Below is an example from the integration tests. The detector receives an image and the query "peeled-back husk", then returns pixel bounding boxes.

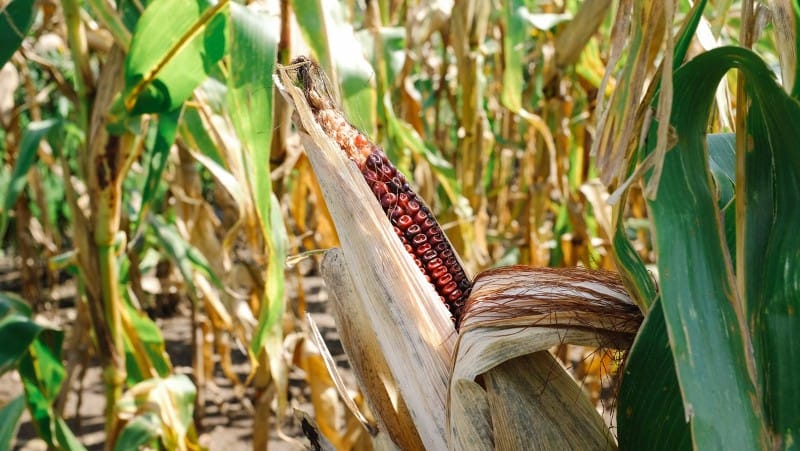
[450,266,641,450]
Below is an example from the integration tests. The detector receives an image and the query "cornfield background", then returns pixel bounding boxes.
[1,0,799,449]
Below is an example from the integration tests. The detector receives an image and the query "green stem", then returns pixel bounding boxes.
[59,0,92,130]
[97,243,126,442]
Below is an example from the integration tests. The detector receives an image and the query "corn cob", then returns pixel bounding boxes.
[290,56,472,326]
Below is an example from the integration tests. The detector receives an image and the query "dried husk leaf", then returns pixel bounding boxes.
[450,266,643,450]
[299,331,348,449]
[275,69,455,450]
[322,249,424,451]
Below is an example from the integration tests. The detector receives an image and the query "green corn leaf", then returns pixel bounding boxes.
[122,290,172,385]
[736,60,800,444]
[0,119,60,240]
[500,0,526,113]
[0,395,26,450]
[0,0,36,67]
[618,298,690,451]
[292,0,376,135]
[53,417,85,451]
[148,216,222,294]
[179,105,225,165]
[116,375,196,450]
[0,291,31,318]
[114,411,162,451]
[226,7,290,421]
[127,303,171,377]
[18,329,84,451]
[226,2,287,363]
[0,314,44,375]
[706,133,736,260]
[134,108,182,234]
[249,192,288,359]
[611,225,656,311]
[124,0,228,114]
[642,46,800,449]
[228,2,278,220]
[291,0,332,75]
[0,291,71,446]
[673,0,707,69]
[610,0,706,312]
[0,292,41,376]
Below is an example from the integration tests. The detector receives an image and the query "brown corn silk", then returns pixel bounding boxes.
[290,56,472,326]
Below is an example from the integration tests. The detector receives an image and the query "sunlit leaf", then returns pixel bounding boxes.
[179,105,224,165]
[228,2,278,220]
[117,375,197,450]
[18,329,84,450]
[249,192,288,356]
[124,0,228,113]
[0,293,81,450]
[292,0,376,134]
[115,411,162,451]
[500,0,526,113]
[122,291,172,385]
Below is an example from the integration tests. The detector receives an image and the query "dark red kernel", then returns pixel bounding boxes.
[426,258,443,270]
[422,250,438,262]
[437,273,453,286]
[431,265,448,279]
[397,215,413,229]
[414,243,432,256]
[442,281,458,295]
[372,182,388,197]
[381,193,397,208]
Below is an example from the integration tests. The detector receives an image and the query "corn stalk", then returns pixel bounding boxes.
[60,0,132,436]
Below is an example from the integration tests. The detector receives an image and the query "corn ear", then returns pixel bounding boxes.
[275,66,455,449]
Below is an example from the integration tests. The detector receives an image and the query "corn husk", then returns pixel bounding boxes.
[275,67,455,450]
